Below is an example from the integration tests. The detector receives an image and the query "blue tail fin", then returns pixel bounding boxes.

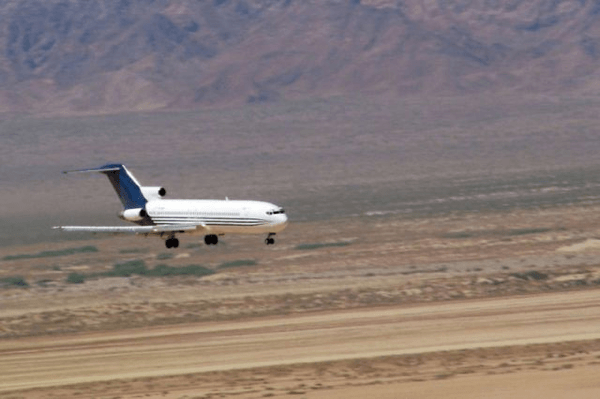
[63,164,146,209]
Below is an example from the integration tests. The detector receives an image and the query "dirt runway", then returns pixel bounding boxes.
[2,290,600,395]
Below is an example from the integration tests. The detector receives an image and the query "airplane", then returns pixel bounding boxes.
[53,164,288,249]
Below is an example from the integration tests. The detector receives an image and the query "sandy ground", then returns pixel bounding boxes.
[1,290,600,398]
[2,205,600,398]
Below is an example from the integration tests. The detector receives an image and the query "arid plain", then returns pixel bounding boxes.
[2,96,600,398]
[2,204,600,398]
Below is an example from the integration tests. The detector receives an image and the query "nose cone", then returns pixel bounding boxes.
[272,213,288,232]
[265,204,288,232]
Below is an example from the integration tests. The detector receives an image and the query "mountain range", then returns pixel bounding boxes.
[1,0,600,114]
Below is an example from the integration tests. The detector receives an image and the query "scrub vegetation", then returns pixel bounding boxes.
[0,275,29,288]
[218,259,258,269]
[507,228,553,236]
[443,227,556,240]
[66,273,86,284]
[146,264,214,277]
[509,270,549,281]
[65,260,214,283]
[107,260,148,277]
[118,248,147,254]
[295,242,351,250]
[2,246,98,261]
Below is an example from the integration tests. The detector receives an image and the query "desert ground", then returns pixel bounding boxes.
[2,96,600,398]
[1,202,600,398]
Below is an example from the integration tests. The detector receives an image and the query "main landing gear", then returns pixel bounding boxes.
[165,237,179,249]
[204,234,218,245]
[265,233,276,245]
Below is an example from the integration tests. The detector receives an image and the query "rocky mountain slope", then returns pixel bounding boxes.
[1,0,600,114]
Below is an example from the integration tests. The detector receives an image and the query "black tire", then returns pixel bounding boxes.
[205,235,218,245]
[173,238,179,248]
[165,239,172,249]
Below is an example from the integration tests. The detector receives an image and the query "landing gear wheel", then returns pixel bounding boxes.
[265,233,276,245]
[165,238,179,248]
[204,235,218,245]
[165,238,179,249]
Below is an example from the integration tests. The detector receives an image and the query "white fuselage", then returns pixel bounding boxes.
[143,199,288,235]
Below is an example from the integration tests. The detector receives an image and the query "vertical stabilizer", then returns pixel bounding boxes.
[63,164,147,209]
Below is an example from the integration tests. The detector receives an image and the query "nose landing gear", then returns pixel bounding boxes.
[265,233,276,245]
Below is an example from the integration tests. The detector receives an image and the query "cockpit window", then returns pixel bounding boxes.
[267,208,286,215]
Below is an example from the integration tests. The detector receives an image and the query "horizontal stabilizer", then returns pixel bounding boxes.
[53,224,200,235]
[63,166,122,174]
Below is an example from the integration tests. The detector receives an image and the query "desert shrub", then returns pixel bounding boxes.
[108,260,148,277]
[147,264,214,277]
[147,264,177,277]
[526,270,548,280]
[3,246,98,261]
[0,275,29,288]
[218,259,257,269]
[102,261,213,278]
[178,265,214,276]
[443,231,474,239]
[66,273,86,284]
[510,270,548,281]
[119,248,146,254]
[295,242,351,250]
[507,228,551,236]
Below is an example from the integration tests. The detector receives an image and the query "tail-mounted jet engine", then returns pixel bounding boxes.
[119,208,147,221]
[141,186,166,201]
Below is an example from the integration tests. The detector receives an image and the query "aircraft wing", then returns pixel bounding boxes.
[53,224,201,235]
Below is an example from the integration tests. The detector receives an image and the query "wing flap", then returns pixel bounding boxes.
[53,224,200,235]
